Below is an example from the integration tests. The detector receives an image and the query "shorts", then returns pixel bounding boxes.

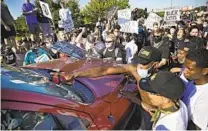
[40,23,53,36]
[27,23,41,34]
[1,24,16,39]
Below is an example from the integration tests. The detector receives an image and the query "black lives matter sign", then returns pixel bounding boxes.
[164,9,180,22]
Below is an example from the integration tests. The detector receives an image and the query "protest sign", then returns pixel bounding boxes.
[118,9,138,34]
[106,6,118,21]
[162,21,177,28]
[51,41,86,59]
[144,12,162,30]
[120,21,138,34]
[39,1,52,19]
[164,8,180,22]
[34,54,50,63]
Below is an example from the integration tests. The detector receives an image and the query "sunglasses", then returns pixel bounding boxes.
[153,36,161,38]
[106,41,113,43]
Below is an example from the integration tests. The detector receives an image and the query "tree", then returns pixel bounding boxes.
[81,0,129,24]
[14,16,28,35]
[156,12,165,17]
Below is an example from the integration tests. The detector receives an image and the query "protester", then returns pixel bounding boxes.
[35,0,53,37]
[125,36,138,64]
[99,33,123,63]
[187,25,205,49]
[51,46,162,130]
[85,35,101,58]
[180,48,208,130]
[23,44,50,65]
[1,0,17,50]
[170,42,190,74]
[22,0,40,42]
[151,29,170,71]
[59,1,73,32]
[174,28,186,53]
[2,46,17,66]
[139,71,188,130]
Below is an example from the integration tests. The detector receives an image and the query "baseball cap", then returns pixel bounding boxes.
[134,46,162,65]
[139,71,185,100]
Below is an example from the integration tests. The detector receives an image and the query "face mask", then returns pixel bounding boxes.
[46,43,51,48]
[153,36,162,43]
[137,65,154,78]
[178,58,185,64]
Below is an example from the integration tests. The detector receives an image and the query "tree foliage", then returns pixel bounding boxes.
[156,12,165,17]
[14,16,27,35]
[81,0,129,24]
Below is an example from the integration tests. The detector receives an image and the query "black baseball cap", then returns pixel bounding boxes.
[139,71,185,100]
[134,46,162,65]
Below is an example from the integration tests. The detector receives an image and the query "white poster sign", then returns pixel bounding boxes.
[118,9,138,34]
[144,12,162,30]
[34,54,50,63]
[120,21,138,34]
[39,1,52,19]
[164,9,180,22]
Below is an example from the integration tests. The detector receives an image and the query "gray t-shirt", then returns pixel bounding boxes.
[1,2,14,25]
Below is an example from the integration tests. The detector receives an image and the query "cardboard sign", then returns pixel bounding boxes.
[144,12,162,30]
[106,6,118,20]
[164,9,180,22]
[162,21,177,28]
[39,1,52,19]
[34,54,50,63]
[118,9,138,34]
[51,41,86,59]
[120,21,138,34]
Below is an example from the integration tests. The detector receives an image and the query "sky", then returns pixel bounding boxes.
[4,0,207,20]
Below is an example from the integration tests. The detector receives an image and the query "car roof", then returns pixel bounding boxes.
[23,58,124,98]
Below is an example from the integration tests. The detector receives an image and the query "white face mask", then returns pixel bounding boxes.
[46,43,51,49]
[136,65,153,78]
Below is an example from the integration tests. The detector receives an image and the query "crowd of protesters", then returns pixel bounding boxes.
[1,0,208,130]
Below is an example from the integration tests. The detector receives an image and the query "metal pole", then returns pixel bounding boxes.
[171,0,172,8]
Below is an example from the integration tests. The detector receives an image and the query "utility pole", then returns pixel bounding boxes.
[171,0,173,8]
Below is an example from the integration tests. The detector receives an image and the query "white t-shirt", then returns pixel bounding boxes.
[152,100,188,130]
[188,83,208,130]
[125,40,138,64]
[180,73,208,130]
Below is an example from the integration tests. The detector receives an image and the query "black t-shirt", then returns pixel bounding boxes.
[188,37,205,50]
[4,52,16,64]
[153,39,170,60]
[170,59,183,69]
[152,39,170,71]
[99,47,123,60]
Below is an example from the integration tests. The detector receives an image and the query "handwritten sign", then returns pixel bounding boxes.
[106,6,118,20]
[118,9,138,34]
[51,41,86,59]
[39,1,52,19]
[144,12,162,30]
[164,9,180,22]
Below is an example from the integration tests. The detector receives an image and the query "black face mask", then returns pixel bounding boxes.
[197,24,203,31]
[32,48,38,53]
[153,36,162,43]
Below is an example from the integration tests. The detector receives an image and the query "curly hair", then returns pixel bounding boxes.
[186,48,208,68]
